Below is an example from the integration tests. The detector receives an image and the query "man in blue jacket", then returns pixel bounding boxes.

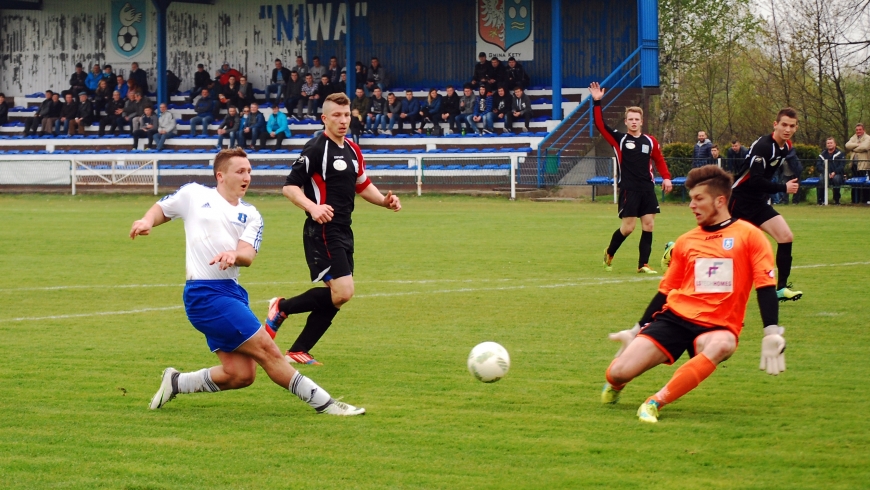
[240,102,266,150]
[398,90,420,134]
[692,131,713,168]
[85,64,103,94]
[190,89,217,136]
[262,104,291,150]
[817,137,846,204]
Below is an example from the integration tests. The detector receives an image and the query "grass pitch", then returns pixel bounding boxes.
[0,193,868,489]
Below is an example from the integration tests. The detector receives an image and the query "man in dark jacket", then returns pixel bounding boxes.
[491,86,509,130]
[440,85,461,134]
[166,70,182,95]
[24,90,54,136]
[190,89,217,136]
[817,137,846,204]
[267,58,293,106]
[236,75,255,107]
[725,139,748,173]
[68,63,88,98]
[486,57,506,93]
[692,131,713,168]
[285,71,304,119]
[504,57,530,91]
[54,92,79,135]
[505,85,532,133]
[192,64,211,100]
[240,102,266,149]
[132,106,158,149]
[398,89,420,134]
[69,92,94,135]
[130,62,149,93]
[365,57,387,95]
[471,52,489,89]
[99,91,127,137]
[0,93,7,127]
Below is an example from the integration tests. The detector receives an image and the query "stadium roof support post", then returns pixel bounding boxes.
[551,0,562,121]
[345,0,354,98]
[637,0,659,87]
[153,0,169,107]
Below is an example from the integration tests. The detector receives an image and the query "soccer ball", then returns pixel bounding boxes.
[661,241,675,270]
[118,26,139,52]
[467,342,510,383]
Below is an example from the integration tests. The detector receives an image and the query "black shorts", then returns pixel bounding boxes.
[618,188,660,218]
[638,310,733,364]
[303,220,354,283]
[728,196,779,227]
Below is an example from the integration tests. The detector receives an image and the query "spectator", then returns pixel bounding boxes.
[315,75,334,110]
[710,145,721,166]
[354,61,367,91]
[120,91,141,133]
[266,58,292,107]
[487,57,505,92]
[223,75,242,107]
[102,64,116,83]
[326,56,342,84]
[126,78,140,98]
[398,89,420,135]
[54,92,78,135]
[292,55,309,79]
[68,62,87,97]
[23,91,51,136]
[98,91,126,137]
[0,93,6,127]
[366,87,388,135]
[166,69,182,95]
[440,85,461,134]
[334,70,347,95]
[236,75,254,107]
[506,85,531,133]
[457,85,478,135]
[726,139,748,173]
[235,105,250,146]
[85,64,103,94]
[349,108,363,144]
[68,92,93,135]
[309,56,326,81]
[284,71,304,119]
[846,123,870,203]
[471,51,489,89]
[365,57,387,95]
[192,64,210,99]
[216,93,231,113]
[189,89,216,136]
[132,105,157,149]
[473,85,494,134]
[41,92,63,135]
[94,78,113,117]
[692,131,713,168]
[130,62,149,93]
[351,87,371,122]
[216,105,240,149]
[775,147,803,205]
[491,85,509,130]
[817,136,846,205]
[114,75,129,100]
[218,61,230,76]
[239,102,265,149]
[263,104,291,150]
[504,57,530,91]
[383,92,401,135]
[132,91,154,133]
[300,73,319,119]
[418,88,442,133]
[153,102,177,151]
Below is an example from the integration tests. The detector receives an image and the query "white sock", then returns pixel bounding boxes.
[290,371,333,412]
[177,368,220,394]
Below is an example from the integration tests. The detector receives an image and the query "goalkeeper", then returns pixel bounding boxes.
[601,165,786,423]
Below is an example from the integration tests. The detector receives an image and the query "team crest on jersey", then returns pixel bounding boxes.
[625,141,636,150]
[333,159,347,171]
[238,213,247,223]
[723,238,734,250]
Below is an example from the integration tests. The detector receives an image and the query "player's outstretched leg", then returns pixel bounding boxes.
[638,353,717,423]
[149,366,222,409]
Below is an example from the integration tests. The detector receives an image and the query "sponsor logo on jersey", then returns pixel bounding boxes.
[333,159,348,171]
[625,141,636,150]
[238,213,248,223]
[201,202,211,208]
[694,258,734,293]
[705,233,723,240]
[723,238,734,250]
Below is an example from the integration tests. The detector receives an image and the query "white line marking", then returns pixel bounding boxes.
[0,306,183,323]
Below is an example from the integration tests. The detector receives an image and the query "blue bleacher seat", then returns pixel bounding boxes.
[846,177,868,186]
[195,135,211,139]
[373,164,390,170]
[258,149,272,153]
[534,131,549,137]
[462,148,477,153]
[427,148,442,153]
[274,165,290,170]
[672,177,688,186]
[98,149,112,154]
[532,98,549,105]
[190,164,206,169]
[532,116,548,122]
[255,165,271,170]
[66,149,80,154]
[800,177,820,186]
[115,149,128,154]
[465,164,481,170]
[483,164,499,170]
[176,149,190,153]
[193,149,207,153]
[394,134,410,139]
[275,149,289,154]
[391,164,408,170]
[36,150,49,154]
[445,148,460,153]
[446,164,462,170]
[82,150,96,154]
[392,149,408,154]
[71,135,85,139]
[410,149,425,153]
[587,176,613,185]
[428,164,445,170]
[374,149,390,154]
[21,150,35,154]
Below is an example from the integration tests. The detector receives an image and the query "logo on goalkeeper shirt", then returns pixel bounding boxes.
[723,238,734,250]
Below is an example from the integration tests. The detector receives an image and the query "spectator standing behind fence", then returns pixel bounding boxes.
[846,123,870,204]
[710,145,721,167]
[153,103,176,151]
[817,137,845,205]
[190,89,216,136]
[692,131,713,168]
[726,139,748,173]
[130,62,149,94]
[418,88,441,134]
[267,59,292,107]
[365,57,387,96]
[216,106,240,149]
[506,85,532,133]
[471,52,489,89]
[293,56,310,79]
[54,93,78,136]
[440,85,461,134]
[99,91,125,137]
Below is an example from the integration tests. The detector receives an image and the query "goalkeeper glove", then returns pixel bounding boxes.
[760,325,786,375]
[608,323,641,358]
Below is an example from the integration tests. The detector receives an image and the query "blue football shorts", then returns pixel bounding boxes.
[183,280,262,352]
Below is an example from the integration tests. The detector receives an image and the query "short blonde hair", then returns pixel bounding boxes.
[213,147,248,177]
[625,106,643,118]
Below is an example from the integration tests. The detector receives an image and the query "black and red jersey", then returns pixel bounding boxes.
[731,133,790,204]
[593,99,670,191]
[284,133,371,227]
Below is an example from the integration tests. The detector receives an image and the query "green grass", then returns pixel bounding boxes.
[0,193,868,489]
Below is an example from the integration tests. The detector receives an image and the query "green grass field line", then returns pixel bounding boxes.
[0,194,868,489]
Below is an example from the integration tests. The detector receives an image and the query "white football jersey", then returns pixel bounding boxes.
[157,183,263,281]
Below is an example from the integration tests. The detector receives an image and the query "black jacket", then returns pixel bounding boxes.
[194,70,211,89]
[166,70,182,94]
[472,62,489,85]
[441,93,460,116]
[35,98,53,118]
[69,71,88,92]
[60,100,79,120]
[104,99,125,118]
[76,100,94,122]
[0,102,7,125]
[130,68,149,93]
[505,63,530,89]
[271,67,292,85]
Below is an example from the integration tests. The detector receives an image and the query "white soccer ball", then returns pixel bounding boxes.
[467,342,510,383]
[118,26,139,52]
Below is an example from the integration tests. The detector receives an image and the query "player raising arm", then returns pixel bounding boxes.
[600,165,786,423]
[261,92,401,366]
[730,108,802,301]
[589,82,672,274]
[131,148,364,416]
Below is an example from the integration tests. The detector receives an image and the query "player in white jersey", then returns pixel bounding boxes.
[130,147,364,416]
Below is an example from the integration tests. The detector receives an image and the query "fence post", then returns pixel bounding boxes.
[612,157,618,203]
[71,160,76,195]
[510,156,517,201]
[717,157,721,169]
[824,159,829,206]
[153,159,158,195]
[416,158,423,197]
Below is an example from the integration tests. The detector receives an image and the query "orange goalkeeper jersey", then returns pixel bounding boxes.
[659,219,776,336]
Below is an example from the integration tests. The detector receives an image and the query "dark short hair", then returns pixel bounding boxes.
[213,147,248,178]
[857,123,865,129]
[508,56,516,62]
[446,85,454,90]
[0,93,4,97]
[275,58,282,62]
[731,139,739,144]
[826,136,836,142]
[75,62,83,68]
[104,64,112,69]
[711,144,719,150]
[776,107,798,122]
[197,63,204,68]
[330,56,337,61]
[479,52,487,57]
[313,56,320,61]
[387,92,395,97]
[371,56,379,61]
[686,165,733,201]
[406,89,413,94]
[463,83,472,90]
[491,57,500,61]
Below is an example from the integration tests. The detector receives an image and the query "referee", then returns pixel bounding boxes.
[263,92,401,365]
[590,82,673,273]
